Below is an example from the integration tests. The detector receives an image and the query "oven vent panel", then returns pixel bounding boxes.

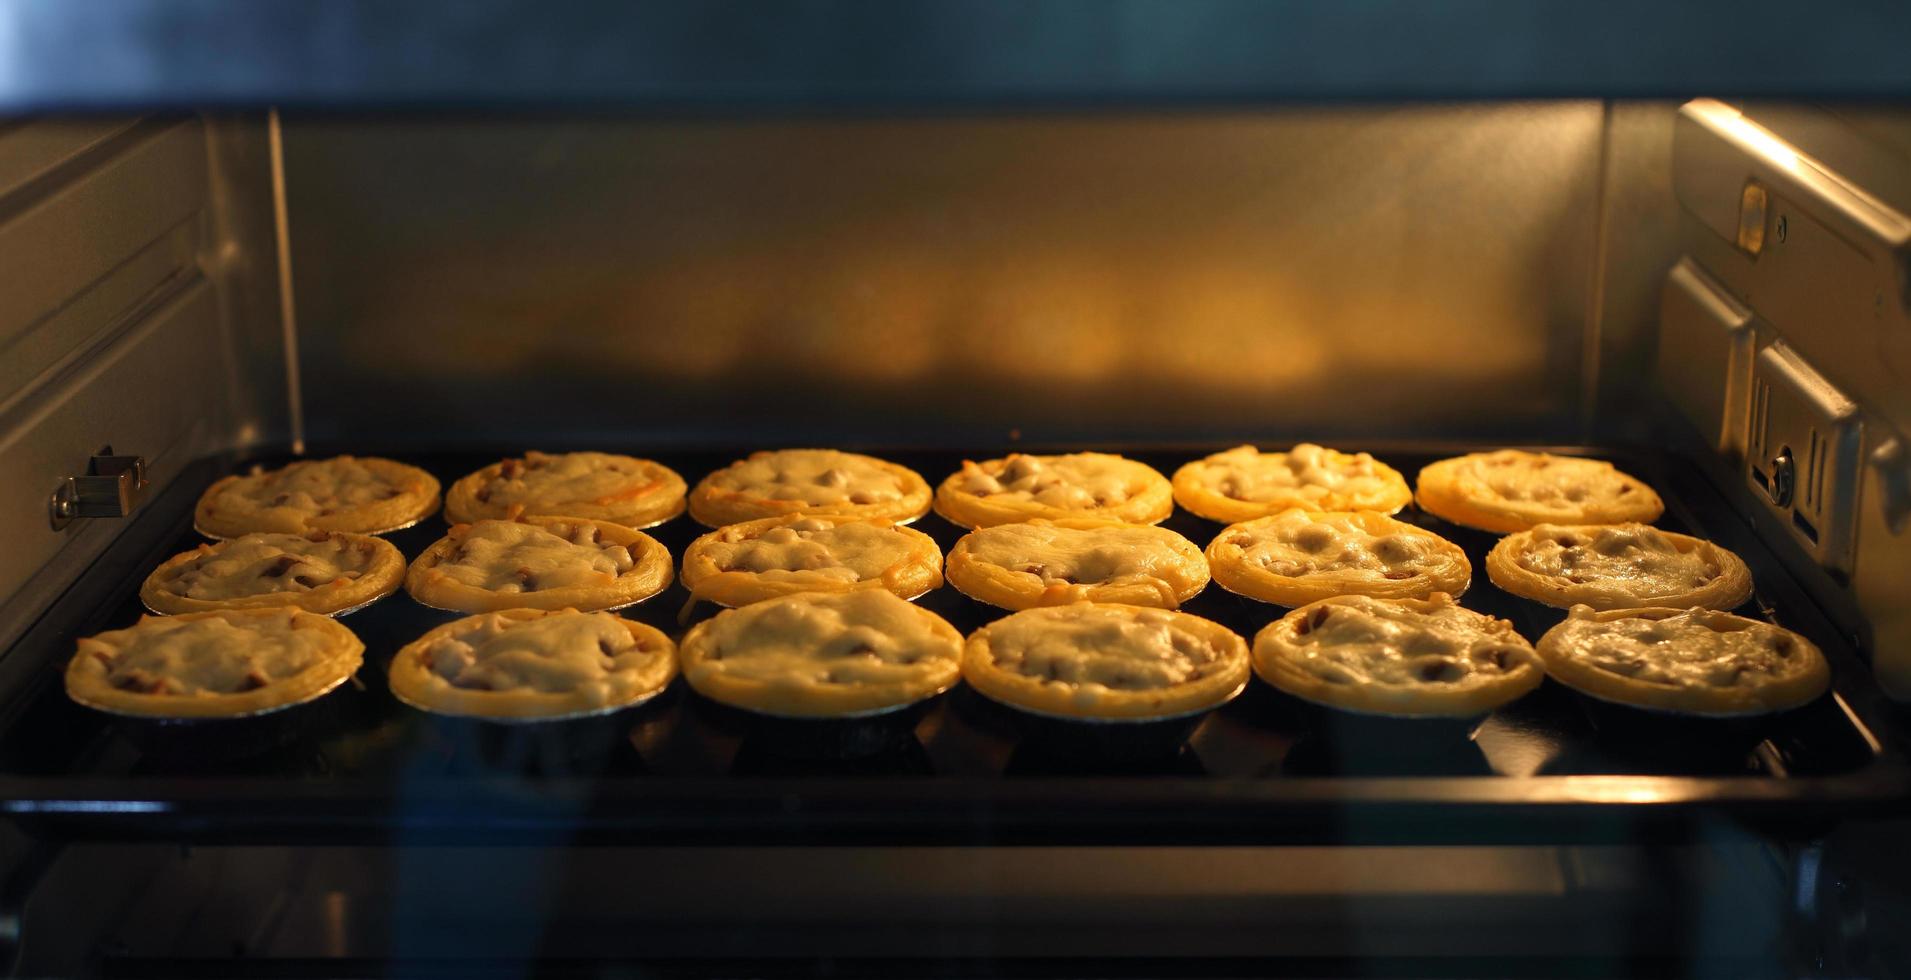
[1746,343,1861,571]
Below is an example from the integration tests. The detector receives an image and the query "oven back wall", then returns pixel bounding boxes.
[285,104,1605,449]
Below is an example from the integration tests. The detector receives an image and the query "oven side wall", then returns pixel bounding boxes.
[0,115,290,653]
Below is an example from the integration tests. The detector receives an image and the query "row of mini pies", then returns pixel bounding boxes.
[190,446,1667,539]
[137,507,1755,622]
[67,590,1829,729]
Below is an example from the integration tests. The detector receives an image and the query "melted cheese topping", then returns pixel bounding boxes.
[703,518,916,585]
[979,605,1231,692]
[1185,444,1398,506]
[704,450,909,507]
[694,590,957,689]
[153,533,373,600]
[1514,524,1719,595]
[1282,597,1529,688]
[1459,451,1639,506]
[221,457,411,515]
[955,453,1137,509]
[416,611,647,703]
[1224,512,1437,582]
[1549,609,1815,690]
[472,451,665,512]
[78,613,332,697]
[966,522,1185,589]
[434,521,637,593]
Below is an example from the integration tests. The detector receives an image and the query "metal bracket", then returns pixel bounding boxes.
[1748,345,1862,575]
[47,446,146,532]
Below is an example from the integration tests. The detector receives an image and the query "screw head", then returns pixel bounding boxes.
[1776,214,1789,244]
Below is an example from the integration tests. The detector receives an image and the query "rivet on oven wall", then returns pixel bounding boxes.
[1776,213,1789,244]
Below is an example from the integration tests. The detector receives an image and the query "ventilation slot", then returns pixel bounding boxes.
[1803,428,1823,510]
[1792,509,1820,545]
[1750,379,1772,458]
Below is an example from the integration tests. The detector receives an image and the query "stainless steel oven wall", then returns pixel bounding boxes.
[282,103,1607,449]
[0,115,289,651]
[1655,100,1911,697]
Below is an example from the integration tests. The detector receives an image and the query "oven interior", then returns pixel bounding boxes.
[2,98,1911,977]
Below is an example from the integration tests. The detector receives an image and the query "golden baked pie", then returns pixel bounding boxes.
[680,514,943,607]
[1172,443,1412,523]
[140,531,405,616]
[933,453,1174,529]
[1415,450,1663,533]
[1487,523,1753,611]
[688,449,932,527]
[1252,594,1543,717]
[194,455,440,538]
[1206,509,1470,607]
[945,519,1208,611]
[962,603,1249,720]
[678,590,962,717]
[406,517,673,613]
[444,451,687,528]
[1537,606,1829,716]
[388,608,677,721]
[65,608,364,719]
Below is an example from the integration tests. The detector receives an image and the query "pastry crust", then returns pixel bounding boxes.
[681,514,943,607]
[406,517,673,613]
[1536,605,1829,717]
[140,531,405,616]
[1415,450,1663,533]
[388,608,677,721]
[933,453,1174,529]
[65,608,364,719]
[1487,524,1753,611]
[678,590,963,717]
[1172,444,1412,523]
[945,519,1208,611]
[1206,509,1470,607]
[1252,594,1543,717]
[961,603,1249,720]
[194,455,440,538]
[688,449,932,527]
[443,451,687,528]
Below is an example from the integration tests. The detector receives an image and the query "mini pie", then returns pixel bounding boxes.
[1487,523,1754,611]
[1252,594,1543,717]
[678,590,963,717]
[195,455,440,538]
[680,514,943,607]
[406,517,673,613]
[961,603,1249,720]
[688,449,932,527]
[1537,606,1829,717]
[1415,450,1663,534]
[444,451,687,528]
[389,608,677,721]
[945,519,1209,611]
[934,453,1174,529]
[1172,443,1412,523]
[65,608,364,719]
[1207,509,1470,607]
[140,531,405,616]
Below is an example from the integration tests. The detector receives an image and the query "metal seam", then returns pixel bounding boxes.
[267,109,306,455]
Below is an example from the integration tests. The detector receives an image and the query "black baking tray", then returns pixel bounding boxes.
[1,445,1907,845]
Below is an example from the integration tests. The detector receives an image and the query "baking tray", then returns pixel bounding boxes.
[0,445,1906,845]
